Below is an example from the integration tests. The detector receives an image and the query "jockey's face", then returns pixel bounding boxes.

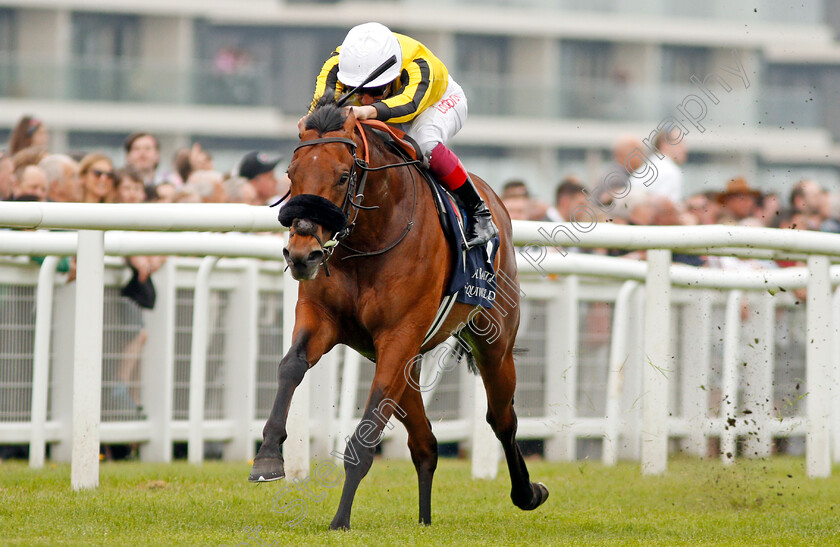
[358,84,388,105]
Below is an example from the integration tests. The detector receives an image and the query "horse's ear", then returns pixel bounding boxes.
[342,107,357,134]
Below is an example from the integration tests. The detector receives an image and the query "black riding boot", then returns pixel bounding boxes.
[454,176,499,249]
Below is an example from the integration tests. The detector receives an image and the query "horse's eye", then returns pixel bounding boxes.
[338,172,350,186]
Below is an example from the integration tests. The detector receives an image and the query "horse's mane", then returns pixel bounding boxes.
[303,96,401,162]
[305,96,346,136]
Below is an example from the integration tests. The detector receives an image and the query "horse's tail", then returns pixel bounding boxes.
[462,345,528,376]
[512,346,529,359]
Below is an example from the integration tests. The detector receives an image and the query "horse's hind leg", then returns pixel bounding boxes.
[330,340,420,530]
[395,384,438,525]
[480,350,549,510]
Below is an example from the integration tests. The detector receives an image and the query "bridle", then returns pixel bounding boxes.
[276,122,421,275]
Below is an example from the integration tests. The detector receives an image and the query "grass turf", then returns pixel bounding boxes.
[2,456,839,546]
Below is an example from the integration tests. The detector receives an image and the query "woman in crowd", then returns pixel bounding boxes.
[107,167,165,419]
[78,153,115,203]
[8,115,49,155]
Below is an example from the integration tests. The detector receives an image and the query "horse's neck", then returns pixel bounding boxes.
[343,140,421,248]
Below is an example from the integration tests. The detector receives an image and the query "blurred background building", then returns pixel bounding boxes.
[1,0,839,199]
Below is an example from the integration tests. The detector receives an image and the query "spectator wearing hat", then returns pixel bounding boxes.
[717,177,761,221]
[234,151,282,205]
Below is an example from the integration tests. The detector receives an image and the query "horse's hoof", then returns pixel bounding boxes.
[248,457,285,483]
[513,481,549,511]
[329,520,351,531]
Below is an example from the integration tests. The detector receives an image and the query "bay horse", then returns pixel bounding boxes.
[249,100,548,530]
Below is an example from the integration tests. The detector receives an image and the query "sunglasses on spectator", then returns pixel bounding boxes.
[91,169,115,180]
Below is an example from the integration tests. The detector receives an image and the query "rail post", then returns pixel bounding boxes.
[71,230,105,491]
[188,256,220,464]
[29,256,60,468]
[642,249,671,475]
[806,255,831,478]
[283,247,310,480]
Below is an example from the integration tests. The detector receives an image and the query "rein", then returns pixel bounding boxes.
[285,120,421,272]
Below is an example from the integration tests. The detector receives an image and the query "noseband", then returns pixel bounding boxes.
[276,127,420,276]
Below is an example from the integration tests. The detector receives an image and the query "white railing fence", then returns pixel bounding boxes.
[0,202,839,490]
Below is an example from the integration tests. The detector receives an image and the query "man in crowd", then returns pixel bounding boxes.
[789,179,824,230]
[234,151,283,205]
[545,176,586,223]
[597,134,645,203]
[125,132,168,189]
[13,164,47,201]
[684,192,720,225]
[39,154,82,203]
[224,176,260,205]
[185,170,228,203]
[502,194,530,221]
[634,126,686,203]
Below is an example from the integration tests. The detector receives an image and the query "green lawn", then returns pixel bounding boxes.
[2,456,838,546]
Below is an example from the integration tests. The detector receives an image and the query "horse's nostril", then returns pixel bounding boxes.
[282,248,291,262]
[307,250,324,264]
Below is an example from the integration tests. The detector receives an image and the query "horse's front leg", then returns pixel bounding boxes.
[249,308,336,482]
[329,339,420,530]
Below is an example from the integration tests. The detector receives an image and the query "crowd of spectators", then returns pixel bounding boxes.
[1,115,289,208]
[501,128,840,271]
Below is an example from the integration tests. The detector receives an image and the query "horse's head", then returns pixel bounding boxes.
[280,102,359,280]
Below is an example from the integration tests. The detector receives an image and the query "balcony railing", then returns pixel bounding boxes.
[0,54,825,132]
[0,54,276,107]
[402,0,825,25]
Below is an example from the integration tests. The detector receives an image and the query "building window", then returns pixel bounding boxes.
[455,34,510,116]
[0,8,17,99]
[195,24,344,111]
[71,12,140,102]
[560,41,618,119]
[0,8,15,53]
[562,40,612,81]
[660,46,711,84]
[762,64,823,131]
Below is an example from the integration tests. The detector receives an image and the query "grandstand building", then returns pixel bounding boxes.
[1,0,839,197]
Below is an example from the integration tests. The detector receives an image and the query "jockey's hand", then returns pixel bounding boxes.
[348,105,377,121]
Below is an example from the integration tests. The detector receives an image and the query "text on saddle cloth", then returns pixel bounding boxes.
[435,183,499,310]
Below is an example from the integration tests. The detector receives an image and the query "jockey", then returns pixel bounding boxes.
[303,22,499,250]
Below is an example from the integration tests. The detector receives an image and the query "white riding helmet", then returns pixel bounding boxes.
[337,22,402,88]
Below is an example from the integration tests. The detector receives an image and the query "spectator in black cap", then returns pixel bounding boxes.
[234,151,282,205]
